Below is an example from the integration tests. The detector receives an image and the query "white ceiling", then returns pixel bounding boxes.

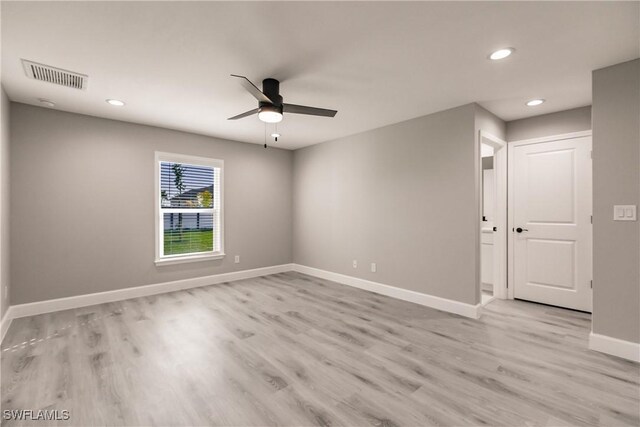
[2,2,638,150]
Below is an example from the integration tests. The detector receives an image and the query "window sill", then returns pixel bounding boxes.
[155,253,225,266]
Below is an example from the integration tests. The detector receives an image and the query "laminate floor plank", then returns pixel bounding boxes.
[2,271,638,426]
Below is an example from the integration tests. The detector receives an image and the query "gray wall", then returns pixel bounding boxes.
[476,105,507,143]
[0,88,9,318]
[506,106,591,142]
[293,104,481,305]
[592,59,640,344]
[10,103,293,304]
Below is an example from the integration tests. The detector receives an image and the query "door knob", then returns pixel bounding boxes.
[516,227,529,233]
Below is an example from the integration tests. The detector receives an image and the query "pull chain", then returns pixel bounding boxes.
[264,122,267,148]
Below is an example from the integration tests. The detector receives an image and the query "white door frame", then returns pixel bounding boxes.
[507,130,592,299]
[479,131,507,300]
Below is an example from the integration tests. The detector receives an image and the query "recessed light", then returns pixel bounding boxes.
[106,99,125,107]
[489,48,514,60]
[526,99,545,106]
[38,98,55,108]
[271,133,280,138]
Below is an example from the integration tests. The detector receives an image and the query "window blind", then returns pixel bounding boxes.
[159,161,220,257]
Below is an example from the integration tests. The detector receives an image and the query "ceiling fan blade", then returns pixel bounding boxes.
[231,74,274,103]
[227,108,259,120]
[283,103,337,117]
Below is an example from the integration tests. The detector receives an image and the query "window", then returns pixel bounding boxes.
[155,152,224,264]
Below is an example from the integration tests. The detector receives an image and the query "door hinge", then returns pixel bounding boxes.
[590,280,593,289]
[590,150,593,159]
[591,215,593,224]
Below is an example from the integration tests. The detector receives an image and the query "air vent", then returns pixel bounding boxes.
[21,59,87,90]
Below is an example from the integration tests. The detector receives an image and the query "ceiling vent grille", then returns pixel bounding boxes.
[21,59,88,90]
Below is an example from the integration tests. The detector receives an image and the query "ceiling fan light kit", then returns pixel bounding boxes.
[258,104,283,123]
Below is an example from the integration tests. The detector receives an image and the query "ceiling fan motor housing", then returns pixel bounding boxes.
[262,78,283,106]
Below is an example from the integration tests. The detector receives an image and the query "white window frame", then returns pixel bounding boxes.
[154,152,224,265]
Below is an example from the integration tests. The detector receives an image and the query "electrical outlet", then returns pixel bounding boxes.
[352,260,357,268]
[371,262,377,273]
[234,255,240,264]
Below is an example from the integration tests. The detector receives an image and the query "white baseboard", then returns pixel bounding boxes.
[481,294,496,306]
[2,262,481,344]
[589,332,640,363]
[5,264,294,324]
[0,307,12,344]
[292,264,481,319]
[6,262,636,362]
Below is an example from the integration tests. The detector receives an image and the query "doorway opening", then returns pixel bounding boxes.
[478,130,593,313]
[479,131,507,305]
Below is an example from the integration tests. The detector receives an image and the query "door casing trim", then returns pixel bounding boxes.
[509,130,592,147]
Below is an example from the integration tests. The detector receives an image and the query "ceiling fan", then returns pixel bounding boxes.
[227,75,338,123]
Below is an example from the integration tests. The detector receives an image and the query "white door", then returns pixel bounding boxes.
[512,136,592,312]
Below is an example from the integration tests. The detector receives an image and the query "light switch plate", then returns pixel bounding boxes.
[613,205,637,221]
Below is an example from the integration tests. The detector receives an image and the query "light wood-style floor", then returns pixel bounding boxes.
[2,272,639,426]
